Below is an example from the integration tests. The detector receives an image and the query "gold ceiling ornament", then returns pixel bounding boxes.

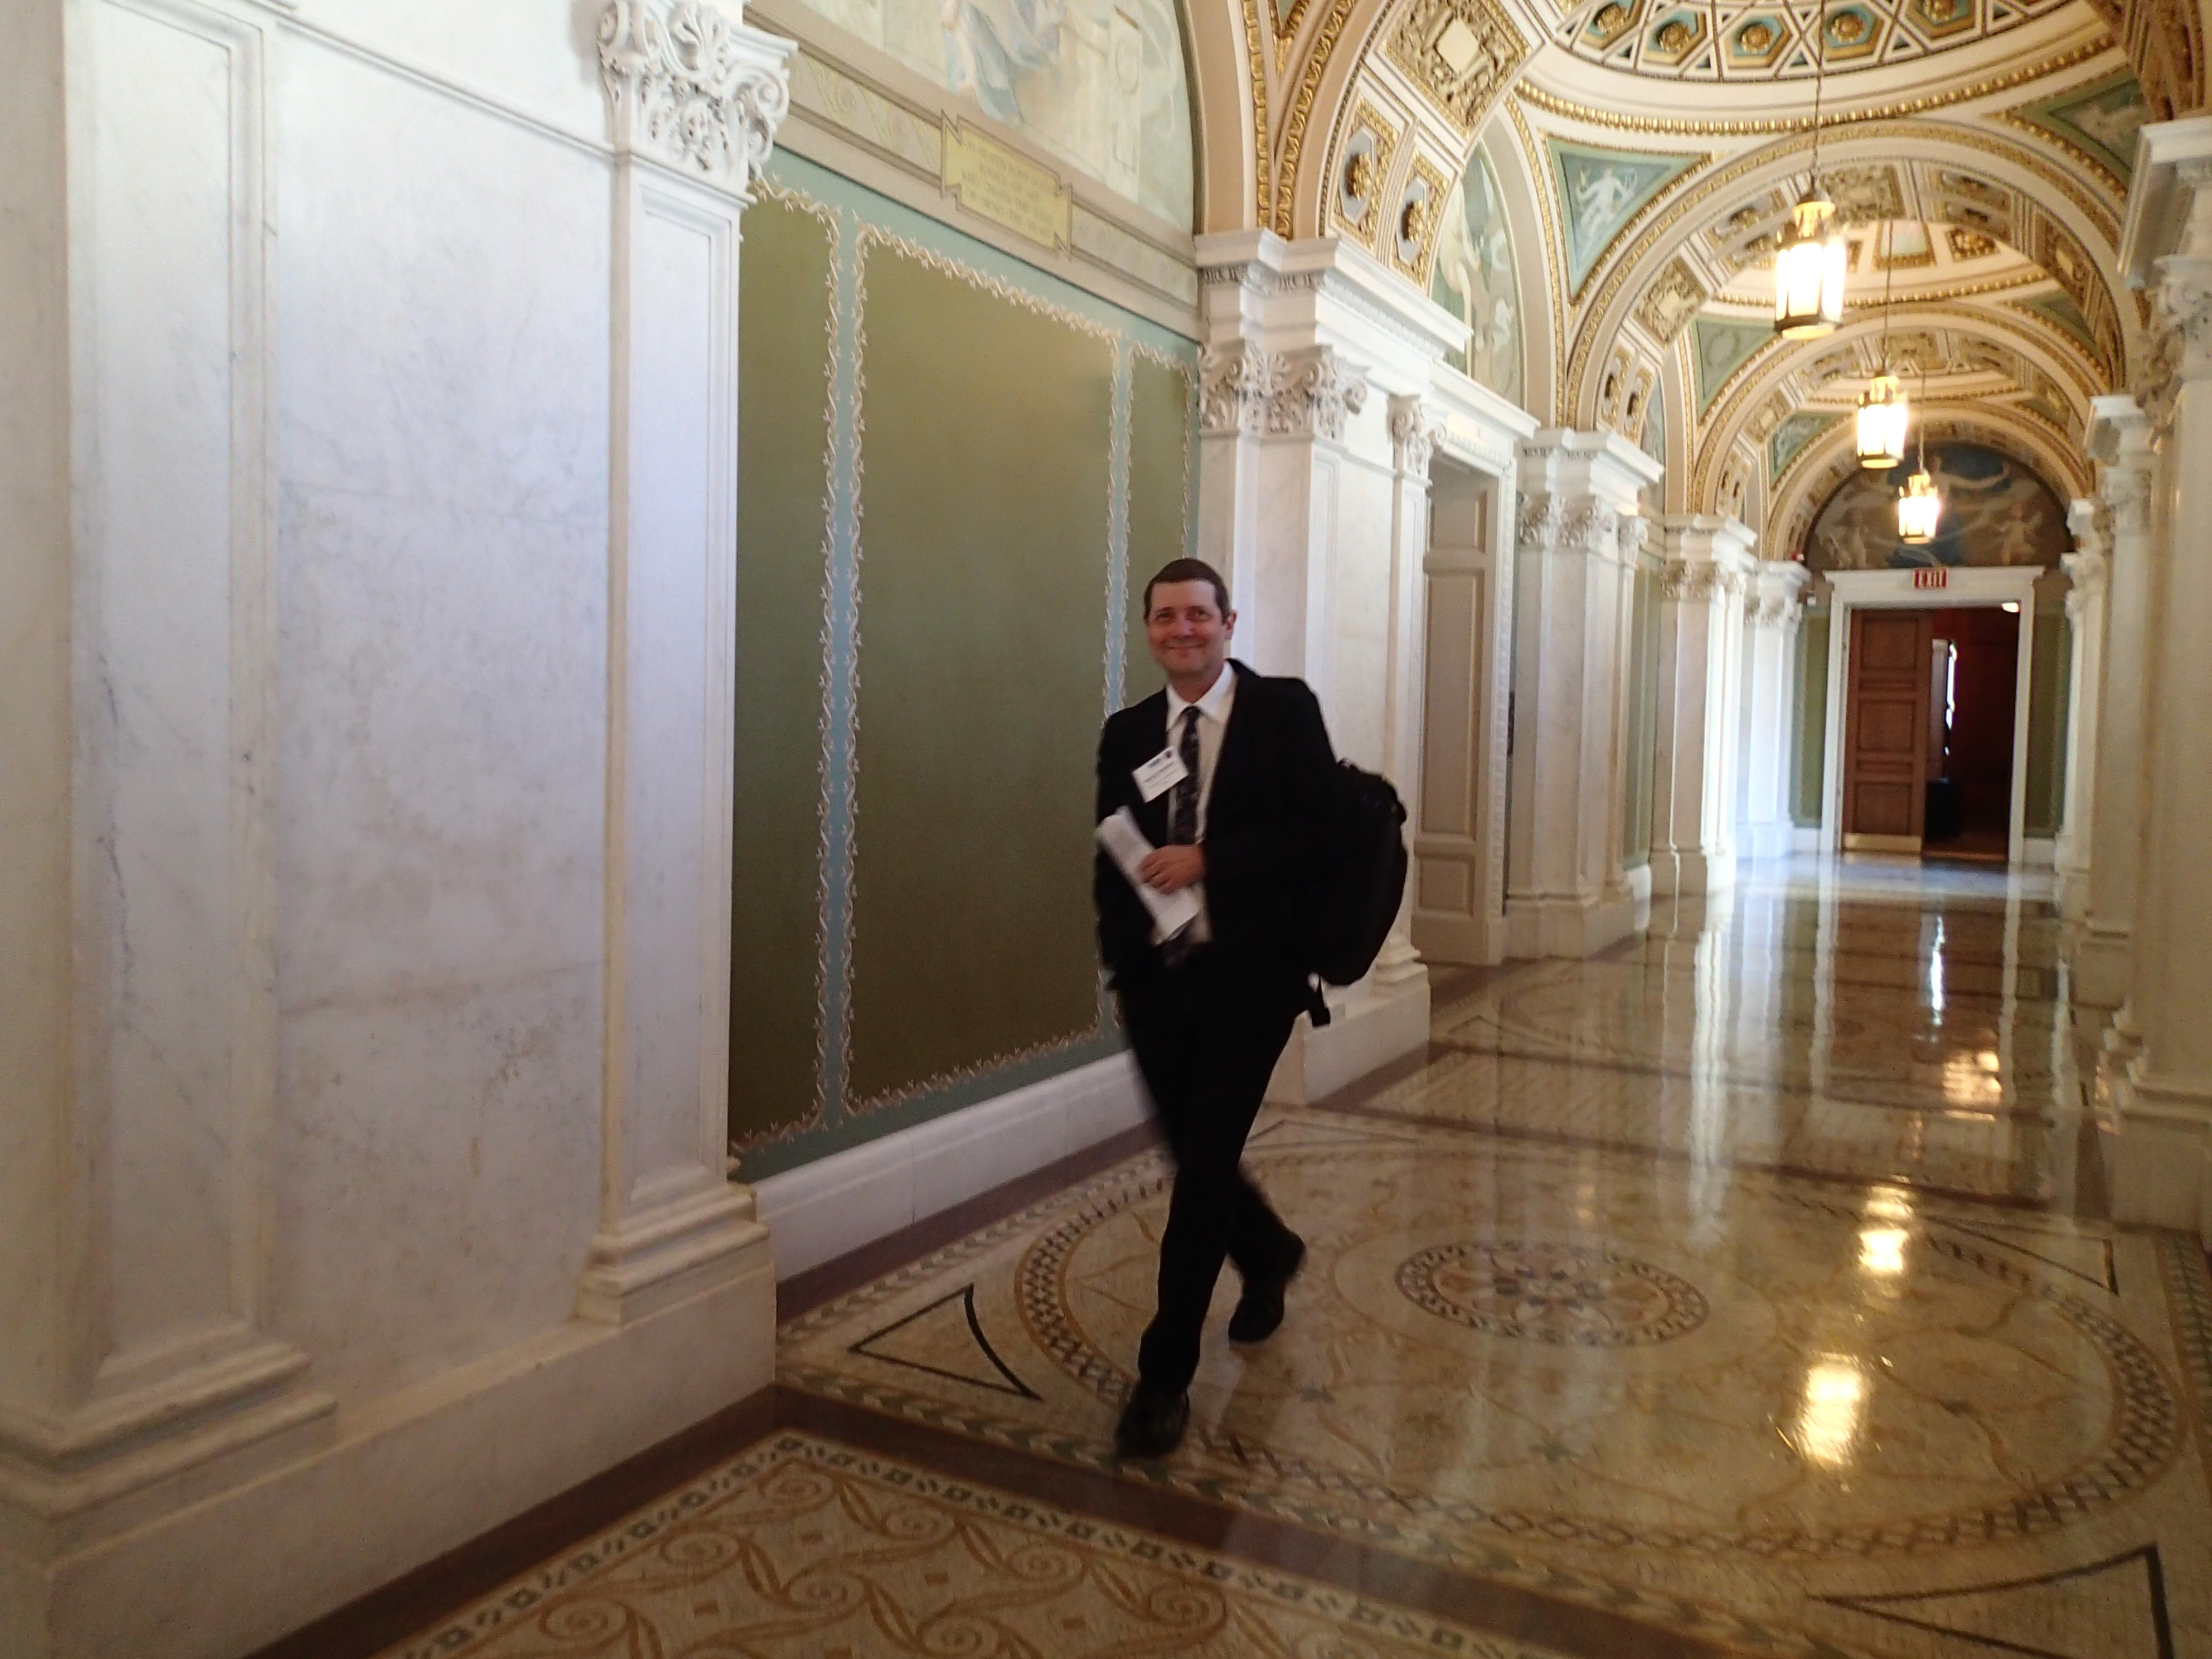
[1386,0,1527,134]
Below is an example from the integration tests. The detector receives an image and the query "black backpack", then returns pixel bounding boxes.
[1301,761,1408,1025]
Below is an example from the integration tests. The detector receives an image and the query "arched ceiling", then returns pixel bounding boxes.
[1181,0,2200,535]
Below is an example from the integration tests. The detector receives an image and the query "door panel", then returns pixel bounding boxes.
[1843,609,1932,850]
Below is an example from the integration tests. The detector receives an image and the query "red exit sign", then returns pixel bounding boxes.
[1913,567,1949,589]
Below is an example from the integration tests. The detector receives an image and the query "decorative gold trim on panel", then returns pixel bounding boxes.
[1274,0,1362,234]
[1386,0,1526,134]
[1392,154,1452,282]
[1514,36,2113,134]
[1332,100,1403,245]
[1244,0,1273,225]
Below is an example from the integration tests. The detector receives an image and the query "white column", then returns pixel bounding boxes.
[2053,500,2108,920]
[0,5,337,1619]
[2107,120,2212,1241]
[1739,561,1811,861]
[1648,516,1757,895]
[580,3,793,1321]
[1506,431,1664,957]
[1195,233,1466,1102]
[2072,399,2154,1008]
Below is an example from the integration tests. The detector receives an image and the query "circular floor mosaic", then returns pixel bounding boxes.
[1396,1241,1709,1346]
[995,1147,2184,1560]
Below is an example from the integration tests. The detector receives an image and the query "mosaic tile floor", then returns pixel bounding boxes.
[373,857,2212,1659]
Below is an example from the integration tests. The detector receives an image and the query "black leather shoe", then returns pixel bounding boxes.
[1229,1235,1306,1344]
[1114,1384,1190,1458]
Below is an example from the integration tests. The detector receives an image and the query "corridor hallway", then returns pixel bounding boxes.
[311,860,2210,1659]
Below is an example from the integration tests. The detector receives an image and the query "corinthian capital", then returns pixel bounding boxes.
[1516,491,1561,550]
[1266,347,1370,443]
[599,1,793,195]
[1198,341,1269,435]
[1389,394,1445,475]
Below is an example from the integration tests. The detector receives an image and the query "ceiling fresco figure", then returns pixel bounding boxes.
[1806,442,2070,571]
[1430,140,1525,406]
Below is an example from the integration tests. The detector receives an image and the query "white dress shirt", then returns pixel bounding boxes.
[1158,663,1236,942]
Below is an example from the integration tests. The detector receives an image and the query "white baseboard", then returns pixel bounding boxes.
[2022,836,2056,868]
[753,1054,1149,1280]
[1791,826,1821,852]
[13,1248,776,1659]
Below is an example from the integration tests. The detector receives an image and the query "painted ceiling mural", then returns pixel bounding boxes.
[1431,140,1526,405]
[796,0,1194,224]
[1806,442,2069,571]
[1548,138,1701,294]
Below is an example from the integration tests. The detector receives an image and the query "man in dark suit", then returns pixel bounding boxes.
[1095,557,1340,1458]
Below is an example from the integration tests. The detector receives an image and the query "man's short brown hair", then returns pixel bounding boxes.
[1142,558,1230,617]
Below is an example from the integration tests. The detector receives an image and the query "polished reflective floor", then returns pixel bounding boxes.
[374,858,2212,1659]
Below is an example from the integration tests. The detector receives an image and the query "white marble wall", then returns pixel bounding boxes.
[1647,516,1756,896]
[1506,432,1662,957]
[1192,233,1533,1098]
[0,4,792,1656]
[2104,118,2212,1242]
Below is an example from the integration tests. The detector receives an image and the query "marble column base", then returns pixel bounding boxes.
[2104,1066,2212,1241]
[1648,846,1736,898]
[1505,885,1640,959]
[1266,973,1431,1107]
[1738,822,1794,861]
[2070,925,2132,1008]
[1,1235,777,1659]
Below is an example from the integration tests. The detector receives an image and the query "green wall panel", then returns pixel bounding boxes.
[730,196,835,1147]
[1123,354,1191,705]
[845,244,1115,1109]
[2025,608,2069,836]
[1793,612,1830,828]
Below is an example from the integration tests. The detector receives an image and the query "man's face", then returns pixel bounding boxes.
[1146,581,1234,682]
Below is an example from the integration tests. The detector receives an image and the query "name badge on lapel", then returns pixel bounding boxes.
[1132,748,1189,802]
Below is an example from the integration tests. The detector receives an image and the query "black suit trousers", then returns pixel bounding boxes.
[1117,949,1303,1393]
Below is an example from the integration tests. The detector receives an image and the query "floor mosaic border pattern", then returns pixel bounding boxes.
[375,1432,1574,1659]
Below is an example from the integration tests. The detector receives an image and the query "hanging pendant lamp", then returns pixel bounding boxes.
[1896,372,1940,543]
[1855,222,1909,467]
[1775,12,1845,338]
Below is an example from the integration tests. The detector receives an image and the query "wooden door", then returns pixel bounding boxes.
[1842,609,1932,851]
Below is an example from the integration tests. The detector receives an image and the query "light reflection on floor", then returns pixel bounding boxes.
[381,857,2211,1659]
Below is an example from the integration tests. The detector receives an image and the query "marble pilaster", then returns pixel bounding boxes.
[1194,232,1466,1101]
[2106,119,2212,1241]
[1739,561,1811,862]
[580,1,790,1321]
[2072,399,2155,1010]
[1648,516,1758,896]
[1505,431,1664,957]
[2053,500,2107,921]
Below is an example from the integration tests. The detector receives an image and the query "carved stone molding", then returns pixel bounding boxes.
[1199,344,1371,443]
[1559,501,1619,559]
[1516,491,1561,549]
[2100,460,2153,538]
[2061,549,2108,619]
[1658,559,1716,602]
[1389,394,1446,475]
[1617,513,1652,562]
[1265,346,1370,442]
[599,0,793,193]
[1199,341,1268,435]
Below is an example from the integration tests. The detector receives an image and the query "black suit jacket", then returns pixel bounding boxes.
[1094,660,1337,999]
